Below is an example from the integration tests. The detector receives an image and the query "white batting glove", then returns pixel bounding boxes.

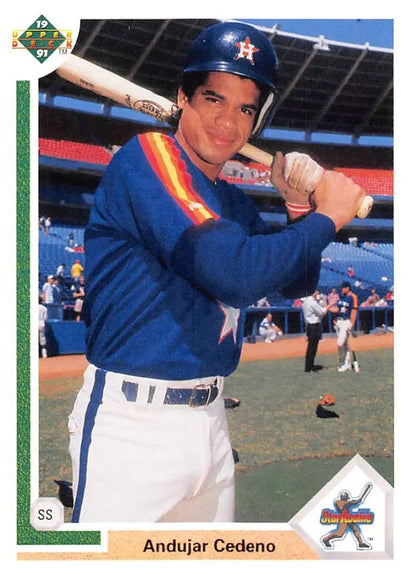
[284,152,324,194]
[271,151,325,218]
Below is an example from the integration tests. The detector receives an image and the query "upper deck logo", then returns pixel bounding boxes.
[320,482,374,551]
[12,15,72,63]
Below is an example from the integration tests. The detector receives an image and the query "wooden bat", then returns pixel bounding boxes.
[352,350,360,372]
[56,54,373,218]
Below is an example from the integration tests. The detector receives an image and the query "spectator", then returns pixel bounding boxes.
[292,298,303,308]
[41,275,60,304]
[71,259,84,282]
[44,216,52,235]
[385,286,394,300]
[302,290,330,372]
[259,312,283,343]
[327,287,340,306]
[347,265,355,277]
[68,232,75,247]
[360,287,380,307]
[256,297,271,307]
[56,263,67,287]
[39,296,48,358]
[72,275,85,322]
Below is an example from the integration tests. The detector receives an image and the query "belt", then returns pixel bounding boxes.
[84,365,224,408]
[121,379,220,407]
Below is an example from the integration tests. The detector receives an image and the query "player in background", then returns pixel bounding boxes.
[68,21,366,523]
[328,281,358,371]
[259,312,283,343]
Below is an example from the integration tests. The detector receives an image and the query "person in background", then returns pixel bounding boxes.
[259,312,284,343]
[302,289,331,372]
[39,296,48,358]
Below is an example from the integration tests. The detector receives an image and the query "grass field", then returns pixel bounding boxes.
[39,347,393,523]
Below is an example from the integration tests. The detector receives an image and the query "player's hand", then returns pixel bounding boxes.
[313,171,366,232]
[271,152,317,218]
[271,151,325,218]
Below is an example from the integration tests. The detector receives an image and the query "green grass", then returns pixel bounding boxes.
[225,349,393,469]
[39,347,393,522]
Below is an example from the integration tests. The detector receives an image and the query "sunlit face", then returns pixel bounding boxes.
[175,72,261,181]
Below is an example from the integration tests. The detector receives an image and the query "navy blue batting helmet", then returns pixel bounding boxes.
[183,21,279,135]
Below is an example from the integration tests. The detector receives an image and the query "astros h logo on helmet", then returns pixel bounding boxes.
[234,37,259,65]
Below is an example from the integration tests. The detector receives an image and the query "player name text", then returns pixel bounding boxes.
[142,537,277,556]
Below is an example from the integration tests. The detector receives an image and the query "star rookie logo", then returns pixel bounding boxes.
[234,37,259,65]
[320,482,375,551]
[11,14,72,63]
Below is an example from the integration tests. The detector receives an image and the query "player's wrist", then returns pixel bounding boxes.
[285,201,312,222]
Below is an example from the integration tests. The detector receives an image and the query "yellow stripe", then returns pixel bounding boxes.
[153,134,214,221]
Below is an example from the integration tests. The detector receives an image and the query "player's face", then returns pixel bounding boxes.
[175,72,260,181]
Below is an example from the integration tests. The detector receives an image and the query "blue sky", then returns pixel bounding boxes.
[243,19,393,49]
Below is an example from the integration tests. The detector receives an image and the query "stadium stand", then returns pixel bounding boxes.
[39,138,113,166]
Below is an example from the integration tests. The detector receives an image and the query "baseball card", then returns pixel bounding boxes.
[5,1,409,574]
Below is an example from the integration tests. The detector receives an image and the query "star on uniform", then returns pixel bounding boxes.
[218,301,240,344]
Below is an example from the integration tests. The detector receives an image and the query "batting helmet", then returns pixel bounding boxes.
[183,21,279,135]
[340,491,350,501]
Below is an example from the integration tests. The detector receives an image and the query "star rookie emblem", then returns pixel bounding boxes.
[234,37,259,65]
[218,302,240,344]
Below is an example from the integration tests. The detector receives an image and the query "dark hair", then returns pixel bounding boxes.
[171,71,269,129]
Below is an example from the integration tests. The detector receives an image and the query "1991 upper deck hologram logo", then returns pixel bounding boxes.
[11,14,72,63]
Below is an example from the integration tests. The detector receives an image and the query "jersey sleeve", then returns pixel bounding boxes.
[88,134,335,308]
[169,213,334,307]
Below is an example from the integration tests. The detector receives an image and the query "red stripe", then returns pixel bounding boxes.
[139,133,219,225]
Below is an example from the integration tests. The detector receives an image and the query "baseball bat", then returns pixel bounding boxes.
[56,54,373,218]
[352,351,360,372]
[359,482,372,502]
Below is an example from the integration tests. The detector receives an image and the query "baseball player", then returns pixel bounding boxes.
[68,21,366,523]
[259,312,283,342]
[329,281,358,371]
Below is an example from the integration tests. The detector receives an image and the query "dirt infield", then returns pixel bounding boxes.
[39,331,393,385]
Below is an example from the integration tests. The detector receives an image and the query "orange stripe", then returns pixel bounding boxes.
[139,133,219,225]
[148,133,215,225]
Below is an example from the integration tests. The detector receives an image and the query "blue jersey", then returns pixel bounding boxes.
[336,292,358,319]
[83,132,335,379]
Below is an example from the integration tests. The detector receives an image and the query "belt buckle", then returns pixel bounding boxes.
[189,384,210,407]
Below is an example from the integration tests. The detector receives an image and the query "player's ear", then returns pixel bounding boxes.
[177,87,188,110]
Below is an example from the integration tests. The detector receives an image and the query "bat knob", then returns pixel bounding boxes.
[357,195,374,219]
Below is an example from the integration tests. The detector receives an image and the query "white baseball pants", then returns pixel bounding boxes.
[68,364,235,523]
[335,319,353,366]
[259,328,277,342]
